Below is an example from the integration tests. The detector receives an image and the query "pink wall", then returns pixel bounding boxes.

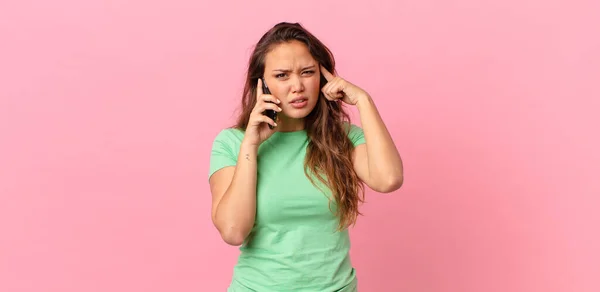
[1,1,598,291]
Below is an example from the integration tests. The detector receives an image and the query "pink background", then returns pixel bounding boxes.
[1,1,599,291]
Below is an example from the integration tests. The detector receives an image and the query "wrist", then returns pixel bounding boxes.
[240,139,260,151]
[239,141,259,163]
[355,93,374,109]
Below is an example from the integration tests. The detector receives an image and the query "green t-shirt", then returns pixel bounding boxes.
[209,123,366,292]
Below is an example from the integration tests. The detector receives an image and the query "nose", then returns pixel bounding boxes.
[290,75,304,93]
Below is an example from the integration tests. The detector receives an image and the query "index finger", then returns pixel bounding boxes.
[257,78,263,96]
[320,65,335,81]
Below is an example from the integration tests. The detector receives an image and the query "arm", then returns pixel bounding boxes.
[319,65,403,193]
[209,78,281,246]
[352,95,404,193]
[209,142,258,246]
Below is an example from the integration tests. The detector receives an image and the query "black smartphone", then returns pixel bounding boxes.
[261,77,277,129]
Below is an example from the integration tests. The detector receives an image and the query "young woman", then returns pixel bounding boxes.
[208,22,403,292]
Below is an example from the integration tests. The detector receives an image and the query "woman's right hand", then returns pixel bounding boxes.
[242,78,282,146]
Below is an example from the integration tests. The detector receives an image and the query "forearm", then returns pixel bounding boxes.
[214,142,258,244]
[356,94,404,188]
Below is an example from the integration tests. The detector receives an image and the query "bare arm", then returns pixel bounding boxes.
[209,142,259,246]
[319,65,403,193]
[209,78,281,246]
[352,95,403,193]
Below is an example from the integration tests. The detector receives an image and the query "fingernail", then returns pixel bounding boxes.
[278,107,282,111]
[277,99,281,104]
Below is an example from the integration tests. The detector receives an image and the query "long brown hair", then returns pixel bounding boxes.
[234,22,364,231]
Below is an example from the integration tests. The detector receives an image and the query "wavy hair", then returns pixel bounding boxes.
[234,22,364,230]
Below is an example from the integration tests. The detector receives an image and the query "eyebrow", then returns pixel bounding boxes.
[272,65,316,72]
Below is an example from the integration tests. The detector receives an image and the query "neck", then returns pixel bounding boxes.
[277,116,305,132]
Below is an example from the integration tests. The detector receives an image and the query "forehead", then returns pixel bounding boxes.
[264,40,316,68]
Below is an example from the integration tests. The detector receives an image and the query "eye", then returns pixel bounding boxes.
[275,73,287,78]
[302,70,315,75]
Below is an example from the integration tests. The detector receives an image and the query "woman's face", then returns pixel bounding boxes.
[262,40,321,123]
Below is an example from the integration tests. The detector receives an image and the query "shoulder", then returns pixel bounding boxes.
[208,127,245,179]
[342,122,365,146]
[211,127,245,147]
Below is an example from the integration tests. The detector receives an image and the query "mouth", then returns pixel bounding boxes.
[289,96,309,109]
[290,97,308,104]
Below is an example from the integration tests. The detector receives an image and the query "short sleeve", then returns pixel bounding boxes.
[208,129,243,180]
[347,123,366,146]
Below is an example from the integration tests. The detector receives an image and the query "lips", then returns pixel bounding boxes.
[290,97,308,104]
[289,97,308,109]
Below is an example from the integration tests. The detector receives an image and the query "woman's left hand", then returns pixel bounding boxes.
[320,65,369,106]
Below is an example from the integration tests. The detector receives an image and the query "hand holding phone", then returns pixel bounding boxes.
[243,78,280,146]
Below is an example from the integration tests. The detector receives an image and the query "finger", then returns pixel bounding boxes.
[321,79,334,94]
[320,65,335,82]
[321,83,335,100]
[260,94,280,104]
[256,78,263,97]
[254,114,277,127]
[253,101,282,114]
[322,90,336,101]
[330,87,342,98]
[262,102,282,113]
[326,79,342,97]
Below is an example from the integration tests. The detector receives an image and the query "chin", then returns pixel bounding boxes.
[284,110,311,120]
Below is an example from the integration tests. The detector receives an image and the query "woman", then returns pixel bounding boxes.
[208,22,403,291]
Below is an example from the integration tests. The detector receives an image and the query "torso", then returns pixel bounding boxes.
[224,129,357,292]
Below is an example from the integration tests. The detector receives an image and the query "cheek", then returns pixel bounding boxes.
[306,77,321,96]
[271,84,287,97]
